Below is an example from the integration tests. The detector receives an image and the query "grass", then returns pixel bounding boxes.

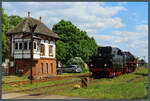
[60,72,91,76]
[2,72,90,83]
[2,71,89,92]
[2,75,28,83]
[2,67,148,99]
[2,78,77,92]
[24,68,148,99]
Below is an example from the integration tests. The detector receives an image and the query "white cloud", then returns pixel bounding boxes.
[2,2,126,32]
[93,35,123,44]
[111,25,148,61]
[87,3,127,17]
[2,2,12,8]
[111,31,138,41]
[136,25,148,32]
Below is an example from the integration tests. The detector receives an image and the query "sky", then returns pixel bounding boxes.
[2,2,148,61]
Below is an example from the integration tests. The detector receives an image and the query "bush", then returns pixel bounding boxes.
[67,57,84,67]
[67,57,89,73]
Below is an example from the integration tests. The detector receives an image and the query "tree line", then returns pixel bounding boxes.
[2,8,24,62]
[2,8,99,65]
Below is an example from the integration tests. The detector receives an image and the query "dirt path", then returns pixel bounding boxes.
[2,92,87,99]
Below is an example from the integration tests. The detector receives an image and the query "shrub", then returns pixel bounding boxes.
[67,57,89,73]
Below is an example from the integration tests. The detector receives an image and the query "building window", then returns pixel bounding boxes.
[40,44,44,56]
[46,63,48,73]
[34,41,37,49]
[41,63,43,73]
[19,42,22,50]
[15,42,18,50]
[51,63,53,73]
[29,42,31,49]
[24,41,28,50]
[49,45,53,56]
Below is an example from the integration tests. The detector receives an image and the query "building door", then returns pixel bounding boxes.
[15,63,18,74]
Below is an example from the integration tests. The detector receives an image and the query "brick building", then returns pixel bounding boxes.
[6,12,59,77]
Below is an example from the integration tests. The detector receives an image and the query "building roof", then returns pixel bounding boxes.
[6,16,59,39]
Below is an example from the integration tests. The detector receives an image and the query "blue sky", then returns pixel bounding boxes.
[2,2,148,61]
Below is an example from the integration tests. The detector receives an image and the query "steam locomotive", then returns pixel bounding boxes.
[88,46,137,78]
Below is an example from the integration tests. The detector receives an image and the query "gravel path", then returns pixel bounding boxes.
[2,92,87,99]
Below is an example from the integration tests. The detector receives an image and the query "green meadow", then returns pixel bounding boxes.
[2,68,148,99]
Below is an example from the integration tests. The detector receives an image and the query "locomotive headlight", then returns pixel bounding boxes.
[109,59,112,62]
[104,64,107,67]
[90,64,93,67]
[99,53,102,56]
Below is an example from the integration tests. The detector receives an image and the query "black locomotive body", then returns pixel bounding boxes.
[88,46,137,78]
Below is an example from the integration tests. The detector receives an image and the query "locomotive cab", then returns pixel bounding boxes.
[88,46,124,77]
[89,47,124,69]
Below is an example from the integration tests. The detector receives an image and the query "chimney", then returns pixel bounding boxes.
[40,16,42,22]
[28,11,30,17]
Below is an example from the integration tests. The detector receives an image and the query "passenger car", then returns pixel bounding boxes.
[62,65,82,73]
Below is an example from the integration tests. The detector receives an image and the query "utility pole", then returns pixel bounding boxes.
[28,17,37,84]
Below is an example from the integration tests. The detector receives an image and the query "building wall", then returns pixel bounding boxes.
[34,39,56,59]
[14,38,31,59]
[9,58,56,77]
[9,34,57,77]
[34,58,56,77]
[13,38,56,59]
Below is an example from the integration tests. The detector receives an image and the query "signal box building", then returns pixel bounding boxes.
[6,12,59,77]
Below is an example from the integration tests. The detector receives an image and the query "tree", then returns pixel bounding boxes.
[2,8,24,62]
[52,20,98,64]
[67,57,85,68]
[67,57,87,72]
[8,15,24,28]
[2,8,9,62]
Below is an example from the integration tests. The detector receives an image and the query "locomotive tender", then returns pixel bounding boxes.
[88,46,137,78]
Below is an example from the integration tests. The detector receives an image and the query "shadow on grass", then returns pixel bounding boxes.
[29,93,42,96]
[134,73,148,76]
[132,95,148,100]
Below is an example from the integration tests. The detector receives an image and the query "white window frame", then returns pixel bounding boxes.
[24,41,28,50]
[33,41,37,50]
[19,42,23,50]
[49,45,53,56]
[41,40,44,43]
[15,42,19,50]
[40,43,45,56]
[49,41,54,57]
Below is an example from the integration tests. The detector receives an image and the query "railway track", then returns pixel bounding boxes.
[2,67,146,86]
[2,73,92,86]
[3,77,95,94]
[3,67,147,94]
